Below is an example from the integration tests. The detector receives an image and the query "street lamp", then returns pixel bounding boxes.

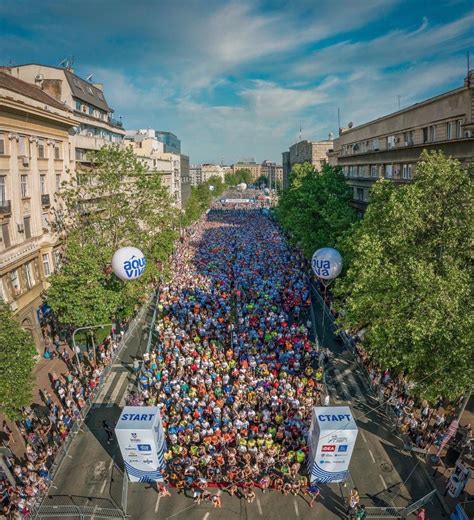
[72,323,113,375]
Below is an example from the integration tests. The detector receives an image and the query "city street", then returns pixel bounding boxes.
[40,208,445,520]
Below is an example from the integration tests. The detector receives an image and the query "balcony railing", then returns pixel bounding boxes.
[109,117,123,128]
[41,194,51,207]
[0,199,11,215]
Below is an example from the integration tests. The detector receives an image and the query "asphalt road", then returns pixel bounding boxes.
[40,272,447,519]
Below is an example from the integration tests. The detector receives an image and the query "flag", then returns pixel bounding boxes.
[436,419,459,457]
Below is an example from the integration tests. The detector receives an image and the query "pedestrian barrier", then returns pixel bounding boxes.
[34,505,126,519]
[363,507,404,519]
[29,294,154,519]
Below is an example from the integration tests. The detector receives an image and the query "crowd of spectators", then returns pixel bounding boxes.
[0,329,125,518]
[127,207,328,503]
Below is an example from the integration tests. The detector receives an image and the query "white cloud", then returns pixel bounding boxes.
[294,11,474,77]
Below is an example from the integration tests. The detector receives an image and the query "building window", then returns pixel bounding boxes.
[456,119,462,139]
[372,138,379,150]
[38,140,46,158]
[356,188,365,201]
[24,216,31,239]
[429,125,436,142]
[387,135,396,149]
[370,165,378,177]
[385,164,393,178]
[25,261,35,289]
[402,164,413,180]
[10,269,20,295]
[54,143,61,160]
[56,174,61,190]
[75,100,81,111]
[404,131,414,146]
[1,222,10,249]
[89,106,94,115]
[20,175,29,198]
[423,127,428,143]
[447,122,453,140]
[40,174,46,194]
[0,176,6,204]
[42,253,51,276]
[0,133,5,155]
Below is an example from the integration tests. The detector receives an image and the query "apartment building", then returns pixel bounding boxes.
[282,139,334,188]
[232,160,261,182]
[180,154,191,205]
[201,164,226,183]
[333,70,474,214]
[4,64,125,164]
[190,164,203,186]
[125,130,183,205]
[0,72,78,350]
[260,160,283,190]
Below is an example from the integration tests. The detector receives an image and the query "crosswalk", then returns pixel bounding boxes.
[94,367,132,408]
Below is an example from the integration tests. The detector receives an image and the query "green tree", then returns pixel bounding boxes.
[49,145,178,327]
[277,162,356,257]
[255,174,268,187]
[225,168,252,186]
[0,304,37,419]
[334,151,474,401]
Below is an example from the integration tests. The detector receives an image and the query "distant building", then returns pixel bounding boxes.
[180,154,191,205]
[190,164,203,186]
[201,164,225,183]
[155,131,181,154]
[0,71,78,350]
[333,70,474,214]
[232,160,260,182]
[4,63,125,165]
[260,160,283,189]
[125,130,182,206]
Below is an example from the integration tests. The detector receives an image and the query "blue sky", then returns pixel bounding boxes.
[1,0,473,164]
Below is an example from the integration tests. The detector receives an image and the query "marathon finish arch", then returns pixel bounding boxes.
[307,406,358,483]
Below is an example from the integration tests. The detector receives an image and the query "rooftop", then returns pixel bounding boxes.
[0,70,70,112]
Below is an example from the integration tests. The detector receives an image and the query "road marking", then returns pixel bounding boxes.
[155,495,161,513]
[106,372,129,407]
[256,496,263,515]
[368,449,376,463]
[360,431,367,443]
[202,513,210,520]
[100,456,115,494]
[379,474,387,490]
[293,499,300,517]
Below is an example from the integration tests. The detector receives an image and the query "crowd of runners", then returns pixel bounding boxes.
[127,205,328,505]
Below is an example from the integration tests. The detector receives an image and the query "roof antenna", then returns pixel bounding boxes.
[86,74,94,82]
[398,95,401,110]
[337,107,341,135]
[299,124,302,142]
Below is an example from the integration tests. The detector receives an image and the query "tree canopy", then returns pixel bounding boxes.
[276,162,356,257]
[0,304,37,419]
[48,145,178,327]
[225,168,252,186]
[334,151,474,401]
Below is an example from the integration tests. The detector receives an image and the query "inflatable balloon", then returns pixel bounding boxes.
[311,247,342,280]
[112,247,146,281]
[209,185,215,191]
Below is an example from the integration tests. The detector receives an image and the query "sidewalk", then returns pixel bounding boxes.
[0,346,74,459]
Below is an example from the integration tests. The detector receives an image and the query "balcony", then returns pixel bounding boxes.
[0,199,11,215]
[109,117,123,128]
[41,194,51,207]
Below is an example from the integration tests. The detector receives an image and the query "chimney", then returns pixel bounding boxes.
[42,79,62,101]
[93,83,104,91]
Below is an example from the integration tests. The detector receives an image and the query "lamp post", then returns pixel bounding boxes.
[72,323,113,375]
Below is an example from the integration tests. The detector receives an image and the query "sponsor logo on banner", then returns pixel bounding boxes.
[338,445,348,452]
[322,445,336,452]
[138,444,152,452]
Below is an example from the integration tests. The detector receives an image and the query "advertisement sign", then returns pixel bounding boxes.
[115,406,166,483]
[307,406,358,483]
